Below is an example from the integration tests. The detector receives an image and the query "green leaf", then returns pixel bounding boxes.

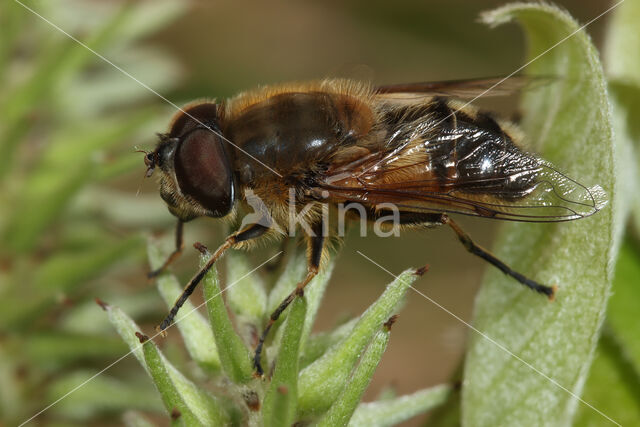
[317,323,391,427]
[47,371,162,420]
[149,242,221,373]
[349,384,452,427]
[0,235,143,329]
[140,337,202,426]
[603,0,640,237]
[607,83,639,238]
[99,0,187,49]
[60,289,161,335]
[603,0,640,85]
[0,2,25,84]
[300,259,335,352]
[262,295,307,427]
[575,332,640,426]
[266,250,335,358]
[201,253,254,384]
[267,250,307,315]
[23,332,128,369]
[0,347,22,423]
[3,111,153,252]
[297,269,417,417]
[33,235,143,292]
[123,411,157,427]
[72,189,171,229]
[606,241,640,374]
[300,318,358,369]
[63,51,180,117]
[226,250,267,328]
[105,303,148,371]
[0,1,133,177]
[105,303,230,426]
[464,4,616,426]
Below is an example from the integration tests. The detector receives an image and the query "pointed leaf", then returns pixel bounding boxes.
[266,250,334,347]
[33,235,143,293]
[0,235,142,329]
[267,250,307,315]
[105,304,148,370]
[149,242,221,373]
[226,250,267,327]
[24,332,127,369]
[105,303,230,425]
[317,324,391,427]
[201,252,254,383]
[349,384,452,427]
[47,371,162,419]
[263,295,307,427]
[298,269,418,417]
[300,318,358,369]
[140,337,202,426]
[300,259,335,352]
[0,2,133,177]
[60,289,160,334]
[123,411,157,427]
[3,110,153,252]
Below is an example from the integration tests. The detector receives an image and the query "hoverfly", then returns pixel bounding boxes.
[143,78,605,375]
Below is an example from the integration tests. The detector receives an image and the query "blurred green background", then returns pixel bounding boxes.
[0,1,633,426]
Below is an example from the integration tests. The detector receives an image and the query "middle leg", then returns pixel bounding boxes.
[253,220,325,376]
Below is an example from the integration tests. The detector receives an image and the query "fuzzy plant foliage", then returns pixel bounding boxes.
[575,0,640,424]
[104,242,451,426]
[463,4,617,427]
[463,3,638,427]
[7,0,635,425]
[0,1,186,425]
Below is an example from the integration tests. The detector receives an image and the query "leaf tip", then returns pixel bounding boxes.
[193,241,209,255]
[479,2,559,28]
[384,314,399,331]
[243,390,261,412]
[478,5,514,28]
[95,297,110,311]
[170,407,181,420]
[135,331,149,343]
[414,265,429,276]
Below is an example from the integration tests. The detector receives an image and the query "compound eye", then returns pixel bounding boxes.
[174,128,234,217]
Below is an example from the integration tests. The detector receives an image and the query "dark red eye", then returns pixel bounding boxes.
[174,128,235,217]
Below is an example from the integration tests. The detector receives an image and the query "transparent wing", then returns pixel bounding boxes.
[317,142,606,223]
[374,75,551,100]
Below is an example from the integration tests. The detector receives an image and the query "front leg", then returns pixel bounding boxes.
[157,223,270,333]
[253,220,325,376]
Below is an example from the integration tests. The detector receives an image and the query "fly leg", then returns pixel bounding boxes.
[156,223,270,333]
[148,219,185,278]
[439,214,556,299]
[253,220,325,376]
